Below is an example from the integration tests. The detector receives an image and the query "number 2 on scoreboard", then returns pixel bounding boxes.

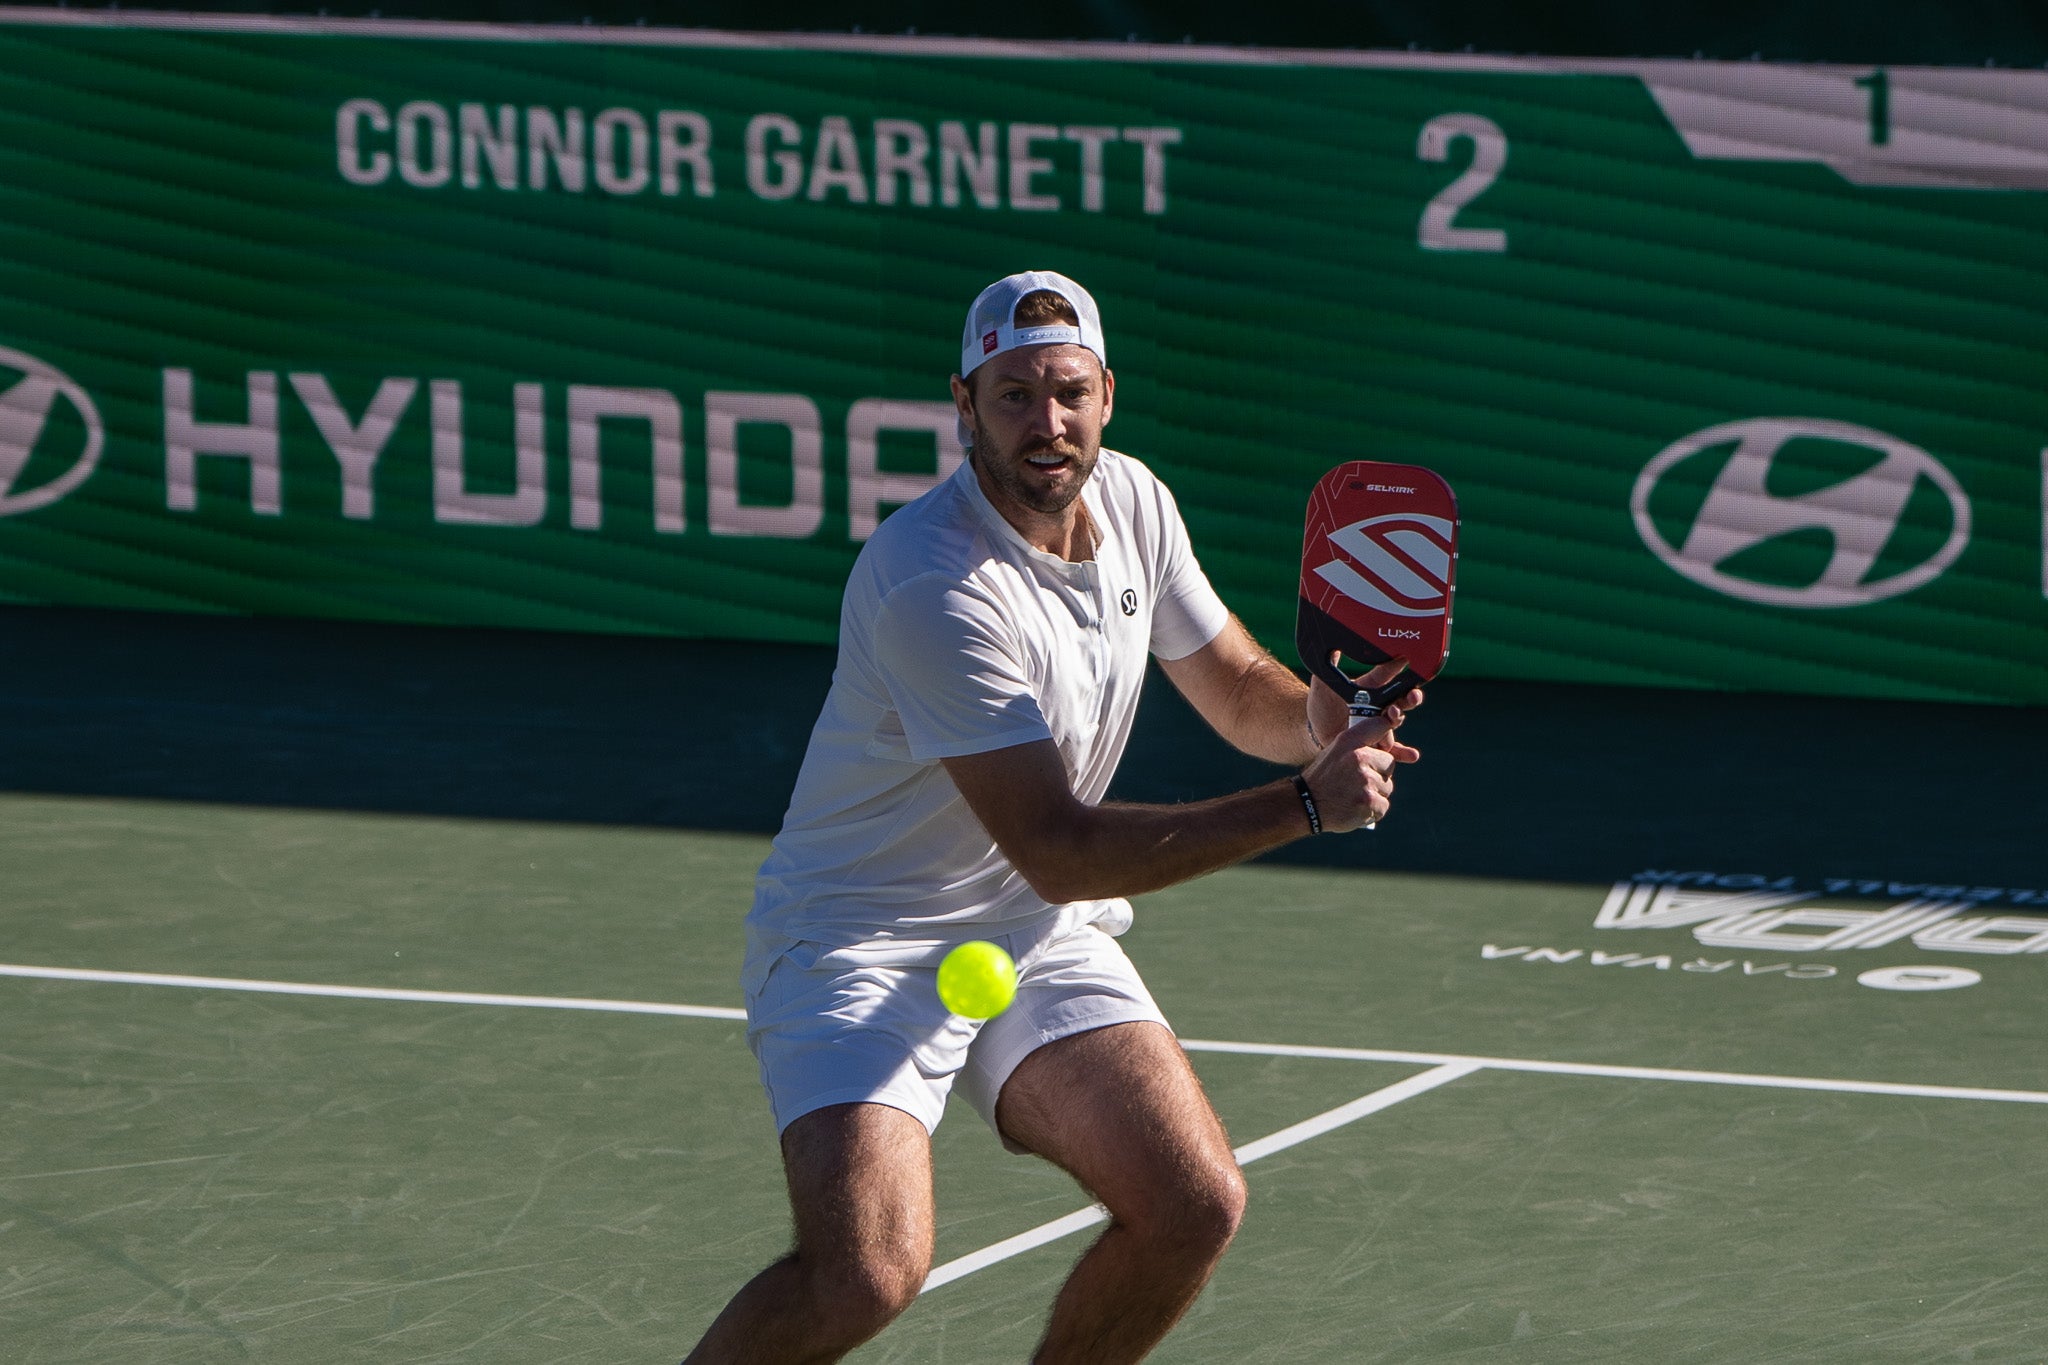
[1417,113,1509,254]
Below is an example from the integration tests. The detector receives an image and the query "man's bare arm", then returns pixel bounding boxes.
[1158,617,1423,764]
[1156,616,1319,765]
[939,710,1404,904]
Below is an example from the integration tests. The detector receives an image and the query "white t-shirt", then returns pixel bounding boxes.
[742,447,1229,983]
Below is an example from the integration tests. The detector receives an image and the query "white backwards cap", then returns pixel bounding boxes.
[958,270,1107,378]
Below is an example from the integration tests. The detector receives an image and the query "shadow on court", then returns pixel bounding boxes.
[2,603,2040,888]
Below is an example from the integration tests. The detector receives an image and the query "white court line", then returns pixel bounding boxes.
[919,1061,1481,1293]
[1,1153,230,1183]
[0,963,748,1021]
[1180,1039,2048,1106]
[921,1207,1110,1293]
[12,963,2047,1290]
[7,963,2044,1105]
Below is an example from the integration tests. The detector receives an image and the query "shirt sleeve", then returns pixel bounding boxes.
[870,571,1055,762]
[1144,475,1231,662]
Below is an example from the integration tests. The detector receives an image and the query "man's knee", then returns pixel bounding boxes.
[1121,1157,1247,1259]
[776,1101,935,1344]
[1182,1160,1249,1252]
[804,1245,930,1345]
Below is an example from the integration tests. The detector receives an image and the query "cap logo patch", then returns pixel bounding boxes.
[982,330,999,355]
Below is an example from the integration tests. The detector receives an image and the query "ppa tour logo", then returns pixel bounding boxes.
[1314,513,1456,619]
[0,345,103,516]
[1481,872,2048,994]
[1631,417,1970,608]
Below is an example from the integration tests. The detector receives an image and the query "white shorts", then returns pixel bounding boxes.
[744,921,1168,1150]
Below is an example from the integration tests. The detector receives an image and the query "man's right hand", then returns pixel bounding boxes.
[1300,695,1419,833]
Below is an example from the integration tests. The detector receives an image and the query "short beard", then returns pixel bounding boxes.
[969,417,1099,516]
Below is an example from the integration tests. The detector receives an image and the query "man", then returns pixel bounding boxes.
[686,270,1420,1363]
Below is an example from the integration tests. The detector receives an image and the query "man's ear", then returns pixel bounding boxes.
[950,373,976,430]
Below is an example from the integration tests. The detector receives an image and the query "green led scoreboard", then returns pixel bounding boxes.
[1,11,2043,704]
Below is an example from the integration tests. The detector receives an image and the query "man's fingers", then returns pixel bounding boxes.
[1338,713,1396,749]
[1348,727,1417,764]
[1324,657,1427,714]
[1364,753,1395,823]
[1349,661,1422,713]
[1343,699,1414,746]
[1356,656,1409,689]
[1372,702,1421,762]
[1366,679,1421,712]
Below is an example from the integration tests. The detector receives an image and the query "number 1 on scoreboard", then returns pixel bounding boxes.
[1854,68,1891,146]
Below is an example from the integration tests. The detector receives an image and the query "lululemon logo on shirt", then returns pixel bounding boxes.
[1119,588,1138,616]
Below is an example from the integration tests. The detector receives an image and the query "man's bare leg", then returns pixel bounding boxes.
[996,1022,1247,1364]
[683,1102,934,1364]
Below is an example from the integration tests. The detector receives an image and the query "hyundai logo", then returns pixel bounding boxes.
[1631,418,1970,608]
[0,345,103,516]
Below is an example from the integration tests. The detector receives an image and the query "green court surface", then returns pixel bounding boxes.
[4,793,2044,1362]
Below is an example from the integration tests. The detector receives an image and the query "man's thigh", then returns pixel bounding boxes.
[780,1102,936,1272]
[992,1021,1240,1216]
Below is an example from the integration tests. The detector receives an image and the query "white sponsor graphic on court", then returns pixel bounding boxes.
[1482,875,2048,992]
[1632,417,1971,608]
[1857,966,1982,992]
[1540,877,2048,992]
[1598,880,2048,957]
[0,345,103,515]
[1482,944,1837,980]
[1624,867,2048,907]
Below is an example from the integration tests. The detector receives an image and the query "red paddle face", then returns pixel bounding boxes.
[1297,461,1460,709]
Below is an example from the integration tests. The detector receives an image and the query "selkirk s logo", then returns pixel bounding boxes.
[1313,513,1455,619]
[0,345,103,516]
[1630,418,1970,608]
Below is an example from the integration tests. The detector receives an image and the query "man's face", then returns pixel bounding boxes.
[950,344,1114,518]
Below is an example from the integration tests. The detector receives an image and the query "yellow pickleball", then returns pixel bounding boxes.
[937,940,1017,1019]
